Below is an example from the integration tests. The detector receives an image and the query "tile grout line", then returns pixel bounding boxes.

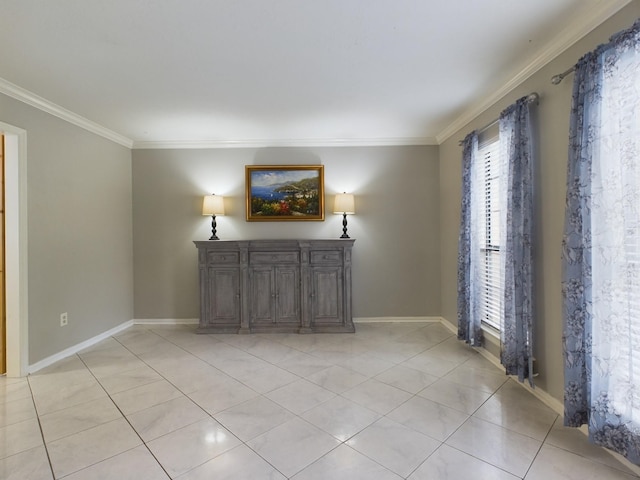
[25,374,57,479]
[73,350,174,480]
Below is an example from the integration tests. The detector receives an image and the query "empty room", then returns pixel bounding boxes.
[1,1,639,479]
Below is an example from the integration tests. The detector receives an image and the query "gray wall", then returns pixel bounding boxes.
[0,94,134,364]
[132,145,440,320]
[439,3,640,401]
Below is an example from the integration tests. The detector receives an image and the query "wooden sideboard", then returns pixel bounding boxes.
[194,239,355,334]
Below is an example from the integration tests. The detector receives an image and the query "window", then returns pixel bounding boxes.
[476,135,503,331]
[460,97,534,380]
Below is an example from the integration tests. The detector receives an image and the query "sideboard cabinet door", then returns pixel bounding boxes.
[205,267,241,329]
[195,246,243,333]
[310,266,344,326]
[273,266,300,325]
[308,247,354,333]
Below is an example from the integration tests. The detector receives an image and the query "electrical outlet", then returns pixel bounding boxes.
[60,312,68,327]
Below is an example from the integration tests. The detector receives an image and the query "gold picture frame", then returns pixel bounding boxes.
[245,165,325,221]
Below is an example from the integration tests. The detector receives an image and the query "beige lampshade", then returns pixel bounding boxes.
[202,195,225,216]
[333,193,355,214]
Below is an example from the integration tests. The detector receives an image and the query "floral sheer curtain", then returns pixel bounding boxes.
[457,132,482,346]
[562,19,640,464]
[499,98,535,386]
[457,97,535,386]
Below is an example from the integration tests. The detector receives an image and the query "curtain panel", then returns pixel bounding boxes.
[457,132,483,346]
[499,99,535,386]
[562,19,640,464]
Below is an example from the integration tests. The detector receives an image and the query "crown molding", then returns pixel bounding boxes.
[132,136,438,149]
[436,0,632,144]
[0,79,436,149]
[0,77,134,148]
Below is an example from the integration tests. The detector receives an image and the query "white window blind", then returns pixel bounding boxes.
[477,136,504,331]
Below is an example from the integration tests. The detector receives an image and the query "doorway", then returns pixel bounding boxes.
[0,122,28,377]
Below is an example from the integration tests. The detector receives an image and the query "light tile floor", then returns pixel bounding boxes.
[1,322,639,479]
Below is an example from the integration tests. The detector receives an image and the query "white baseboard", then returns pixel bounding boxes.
[439,317,458,335]
[515,376,565,415]
[133,318,199,325]
[28,320,134,374]
[354,316,442,324]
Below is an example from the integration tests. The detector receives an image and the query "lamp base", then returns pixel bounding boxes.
[209,215,220,240]
[340,213,350,238]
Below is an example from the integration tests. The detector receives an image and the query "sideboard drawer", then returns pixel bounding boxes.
[311,250,343,265]
[250,251,300,265]
[207,251,240,264]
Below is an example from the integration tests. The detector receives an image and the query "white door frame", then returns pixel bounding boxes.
[1,121,28,377]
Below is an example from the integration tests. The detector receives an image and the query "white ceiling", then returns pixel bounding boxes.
[0,0,631,148]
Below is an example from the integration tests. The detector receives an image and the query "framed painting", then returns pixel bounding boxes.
[245,165,325,221]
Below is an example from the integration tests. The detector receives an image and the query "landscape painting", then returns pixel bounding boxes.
[245,165,325,221]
